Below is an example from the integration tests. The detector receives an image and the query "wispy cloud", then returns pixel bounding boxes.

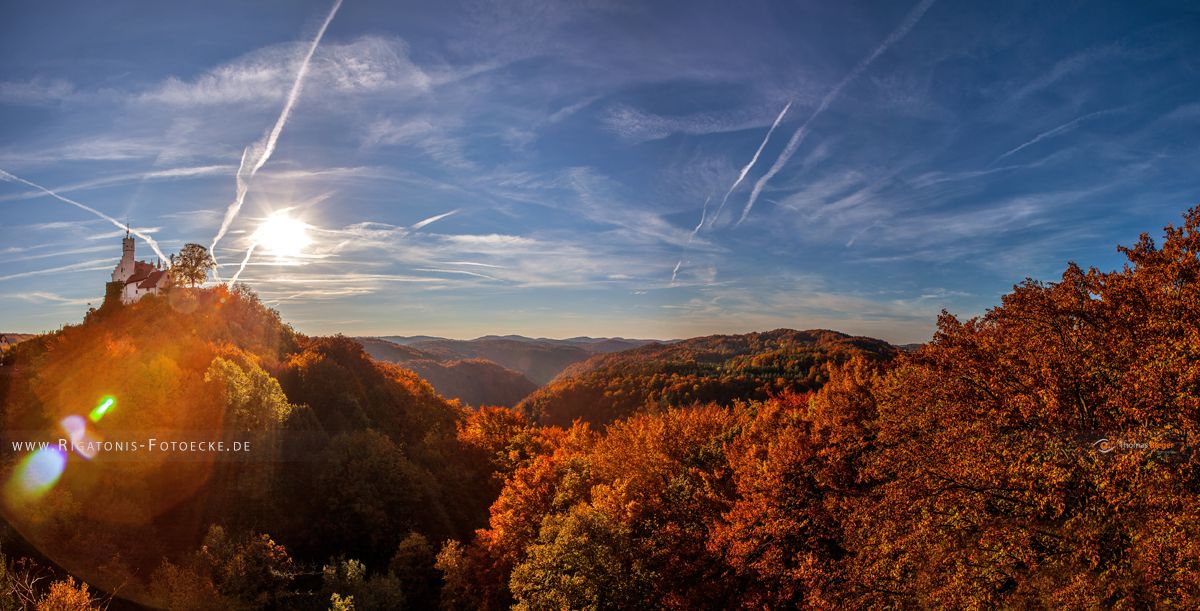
[1007,44,1125,106]
[603,104,787,143]
[0,78,75,106]
[0,169,170,261]
[410,209,460,231]
[994,106,1124,162]
[547,95,600,124]
[671,196,711,284]
[738,0,937,225]
[0,165,232,203]
[137,36,430,109]
[5,291,99,306]
[362,117,474,169]
[212,0,345,280]
[710,100,791,228]
[0,259,112,283]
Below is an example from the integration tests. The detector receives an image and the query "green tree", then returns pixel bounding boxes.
[509,505,656,611]
[198,525,297,607]
[389,533,438,609]
[204,351,295,431]
[170,243,215,288]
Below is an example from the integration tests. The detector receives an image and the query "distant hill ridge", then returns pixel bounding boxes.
[368,335,661,384]
[355,337,538,407]
[519,328,898,427]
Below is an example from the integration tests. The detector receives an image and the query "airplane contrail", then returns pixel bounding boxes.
[0,168,170,262]
[709,101,791,228]
[994,107,1121,163]
[210,0,344,278]
[736,0,937,226]
[410,209,460,231]
[226,243,258,285]
[671,195,711,284]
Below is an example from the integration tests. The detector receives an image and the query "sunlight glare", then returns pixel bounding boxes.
[254,211,312,258]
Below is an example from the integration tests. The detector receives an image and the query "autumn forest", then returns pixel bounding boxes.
[0,208,1195,609]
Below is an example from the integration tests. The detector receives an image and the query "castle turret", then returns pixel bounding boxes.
[112,228,136,284]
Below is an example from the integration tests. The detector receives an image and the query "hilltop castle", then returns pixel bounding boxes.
[107,231,170,305]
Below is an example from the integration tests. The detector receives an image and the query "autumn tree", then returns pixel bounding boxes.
[34,577,100,611]
[169,243,215,288]
[845,207,1200,607]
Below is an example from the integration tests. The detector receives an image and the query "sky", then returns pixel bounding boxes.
[1,0,1198,343]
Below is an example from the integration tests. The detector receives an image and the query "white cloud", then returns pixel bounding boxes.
[137,36,432,108]
[603,104,781,143]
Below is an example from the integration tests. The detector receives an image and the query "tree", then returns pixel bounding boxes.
[845,207,1200,607]
[509,505,656,611]
[204,350,295,431]
[170,243,215,288]
[35,577,100,611]
[389,533,438,609]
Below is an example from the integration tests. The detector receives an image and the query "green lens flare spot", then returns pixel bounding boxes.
[89,397,115,423]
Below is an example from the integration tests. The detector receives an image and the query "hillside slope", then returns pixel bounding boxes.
[357,337,538,407]
[518,328,897,427]
[0,287,497,608]
[404,338,596,385]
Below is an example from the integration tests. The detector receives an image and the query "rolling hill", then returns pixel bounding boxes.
[378,336,660,384]
[356,337,538,407]
[517,328,899,427]
[0,287,502,607]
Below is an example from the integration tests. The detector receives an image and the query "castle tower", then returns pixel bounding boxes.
[112,228,136,283]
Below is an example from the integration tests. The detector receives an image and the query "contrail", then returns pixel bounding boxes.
[736,0,937,226]
[210,0,344,277]
[226,242,258,285]
[0,168,170,262]
[710,101,791,228]
[671,196,711,284]
[994,107,1120,163]
[411,209,460,231]
[0,165,233,204]
[224,205,457,287]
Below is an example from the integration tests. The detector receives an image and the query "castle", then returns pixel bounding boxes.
[107,231,170,305]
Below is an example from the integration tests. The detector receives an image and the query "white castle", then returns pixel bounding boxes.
[108,230,170,304]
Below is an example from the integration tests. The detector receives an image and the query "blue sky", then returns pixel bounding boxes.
[1,0,1198,342]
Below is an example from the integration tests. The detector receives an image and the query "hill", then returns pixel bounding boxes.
[0,287,498,608]
[401,338,595,385]
[356,337,537,407]
[469,335,662,354]
[517,328,898,427]
[376,335,662,383]
[443,208,1200,610]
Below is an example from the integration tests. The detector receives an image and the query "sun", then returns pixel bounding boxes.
[253,211,312,258]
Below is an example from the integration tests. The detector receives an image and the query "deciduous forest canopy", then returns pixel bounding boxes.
[2,208,1200,608]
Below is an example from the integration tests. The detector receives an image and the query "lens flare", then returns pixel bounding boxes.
[60,415,101,460]
[89,397,114,423]
[6,447,66,503]
[253,211,311,258]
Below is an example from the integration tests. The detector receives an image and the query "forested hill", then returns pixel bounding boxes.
[390,338,597,385]
[0,287,500,609]
[518,328,898,427]
[356,337,538,407]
